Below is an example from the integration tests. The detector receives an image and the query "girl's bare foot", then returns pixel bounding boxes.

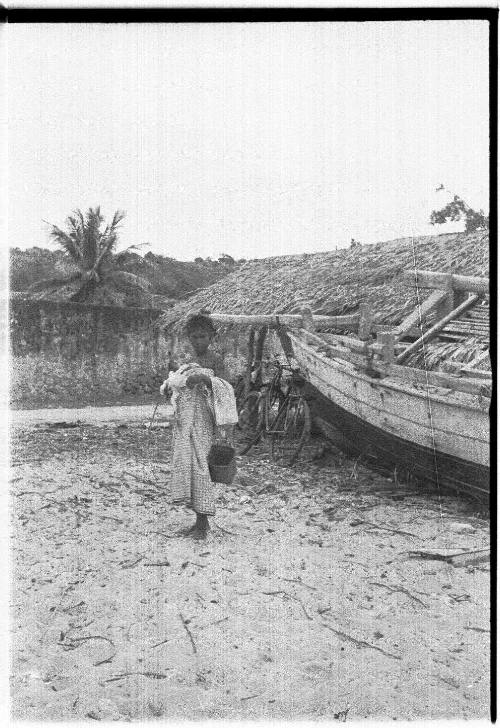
[191,514,210,539]
[191,526,209,540]
[180,515,210,539]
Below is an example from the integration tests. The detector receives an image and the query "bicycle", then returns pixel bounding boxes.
[237,356,285,446]
[237,358,311,466]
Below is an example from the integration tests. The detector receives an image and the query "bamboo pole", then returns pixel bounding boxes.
[403,270,489,295]
[396,295,479,365]
[206,312,360,330]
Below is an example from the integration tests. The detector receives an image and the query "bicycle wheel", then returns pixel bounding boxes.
[270,397,311,466]
[237,391,264,455]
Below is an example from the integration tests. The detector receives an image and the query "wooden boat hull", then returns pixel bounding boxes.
[289,333,490,499]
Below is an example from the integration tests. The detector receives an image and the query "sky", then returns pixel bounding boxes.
[8,20,490,261]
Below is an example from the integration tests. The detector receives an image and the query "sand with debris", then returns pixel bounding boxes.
[10,414,490,721]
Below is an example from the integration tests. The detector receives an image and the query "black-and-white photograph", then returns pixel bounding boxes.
[7,11,492,723]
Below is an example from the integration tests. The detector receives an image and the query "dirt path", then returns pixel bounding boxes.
[10,418,490,721]
[10,402,174,427]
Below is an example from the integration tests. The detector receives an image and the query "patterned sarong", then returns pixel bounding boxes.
[171,384,217,515]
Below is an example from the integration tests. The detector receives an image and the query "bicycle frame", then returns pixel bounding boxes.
[267,391,303,434]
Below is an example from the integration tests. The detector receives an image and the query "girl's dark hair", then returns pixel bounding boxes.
[184,313,216,337]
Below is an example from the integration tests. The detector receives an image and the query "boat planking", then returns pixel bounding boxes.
[288,330,490,499]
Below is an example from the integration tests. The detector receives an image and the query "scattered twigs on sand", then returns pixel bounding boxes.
[262,590,313,620]
[104,671,171,683]
[241,693,262,701]
[151,637,171,649]
[213,522,237,536]
[180,613,197,655]
[369,581,429,608]
[57,634,117,666]
[121,556,144,569]
[281,577,317,591]
[291,595,313,620]
[321,622,402,661]
[408,548,489,566]
[350,519,420,539]
[182,561,207,570]
[465,626,490,633]
[210,616,229,627]
[262,590,286,595]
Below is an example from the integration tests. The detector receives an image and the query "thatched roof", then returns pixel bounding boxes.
[159,230,489,331]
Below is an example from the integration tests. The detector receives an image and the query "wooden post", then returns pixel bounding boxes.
[358,302,373,341]
[377,332,395,363]
[244,328,255,396]
[275,322,295,362]
[253,325,268,389]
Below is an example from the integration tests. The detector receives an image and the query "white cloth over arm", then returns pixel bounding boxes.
[210,376,238,426]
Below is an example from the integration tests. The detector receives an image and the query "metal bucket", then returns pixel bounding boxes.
[207,444,237,484]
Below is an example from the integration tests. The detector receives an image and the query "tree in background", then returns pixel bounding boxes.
[430,189,489,234]
[28,207,152,306]
[218,253,236,266]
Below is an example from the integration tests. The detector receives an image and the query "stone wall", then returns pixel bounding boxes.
[10,299,172,408]
[10,299,282,409]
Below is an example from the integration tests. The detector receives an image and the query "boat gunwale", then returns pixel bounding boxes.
[289,331,491,414]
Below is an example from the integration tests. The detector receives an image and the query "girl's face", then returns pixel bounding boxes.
[188,327,213,355]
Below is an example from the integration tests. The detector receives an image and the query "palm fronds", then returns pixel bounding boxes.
[36,207,153,304]
[81,207,104,271]
[44,221,83,264]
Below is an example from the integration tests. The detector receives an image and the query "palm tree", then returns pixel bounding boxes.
[28,207,152,306]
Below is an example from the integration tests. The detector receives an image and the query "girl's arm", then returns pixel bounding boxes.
[186,372,212,389]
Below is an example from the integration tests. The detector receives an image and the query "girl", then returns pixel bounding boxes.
[163,314,237,539]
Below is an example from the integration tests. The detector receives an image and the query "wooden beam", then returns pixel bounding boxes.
[374,359,491,396]
[396,295,479,365]
[403,270,489,295]
[440,362,491,379]
[393,289,451,340]
[321,332,368,353]
[295,330,491,397]
[320,332,407,356]
[207,312,360,330]
[301,329,366,367]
